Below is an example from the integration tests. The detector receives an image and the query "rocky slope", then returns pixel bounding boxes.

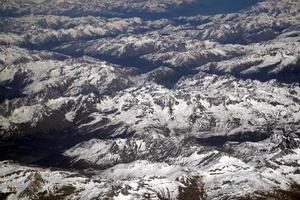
[0,0,300,199]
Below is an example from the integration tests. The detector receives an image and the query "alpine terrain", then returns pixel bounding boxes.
[0,0,300,199]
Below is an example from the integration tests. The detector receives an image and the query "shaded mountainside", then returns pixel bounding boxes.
[0,0,300,199]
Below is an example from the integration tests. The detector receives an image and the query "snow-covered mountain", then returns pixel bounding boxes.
[0,0,300,199]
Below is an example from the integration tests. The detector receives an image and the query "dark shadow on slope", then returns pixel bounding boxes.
[0,85,26,103]
[238,71,300,84]
[197,131,271,146]
[202,61,300,84]
[0,76,30,103]
[0,125,134,170]
[246,184,300,200]
[234,61,300,84]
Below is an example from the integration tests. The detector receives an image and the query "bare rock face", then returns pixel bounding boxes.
[1,0,300,199]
